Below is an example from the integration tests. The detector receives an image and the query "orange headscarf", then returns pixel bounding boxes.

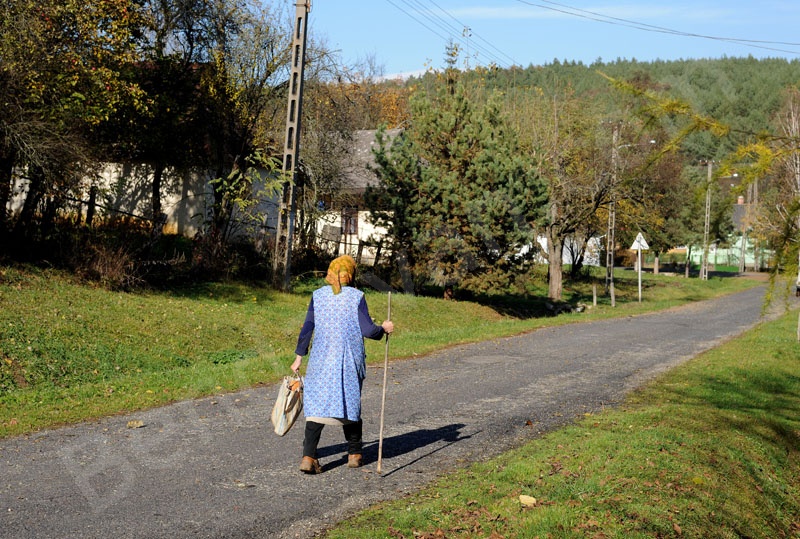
[325,255,356,294]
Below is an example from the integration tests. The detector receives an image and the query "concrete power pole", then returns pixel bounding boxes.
[605,123,619,304]
[701,161,712,281]
[738,181,751,274]
[273,1,311,290]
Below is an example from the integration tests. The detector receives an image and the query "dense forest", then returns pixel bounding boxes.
[2,0,799,297]
[400,56,800,161]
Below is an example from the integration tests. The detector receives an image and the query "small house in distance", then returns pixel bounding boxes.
[314,129,400,266]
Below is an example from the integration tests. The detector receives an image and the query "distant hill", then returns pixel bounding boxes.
[408,56,800,160]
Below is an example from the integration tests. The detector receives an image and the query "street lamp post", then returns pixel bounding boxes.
[605,125,656,303]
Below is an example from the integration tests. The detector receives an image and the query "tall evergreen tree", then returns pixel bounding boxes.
[370,80,546,294]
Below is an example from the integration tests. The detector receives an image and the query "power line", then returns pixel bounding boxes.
[514,0,800,56]
[382,0,799,73]
[400,0,462,39]
[538,0,800,47]
[421,0,520,66]
[382,0,451,44]
[383,0,519,69]
[397,0,515,67]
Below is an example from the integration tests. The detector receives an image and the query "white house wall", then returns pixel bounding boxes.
[6,163,214,236]
[102,163,216,236]
[5,164,287,241]
[314,210,388,265]
[533,236,602,266]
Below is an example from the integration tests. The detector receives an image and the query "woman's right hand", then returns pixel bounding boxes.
[382,320,394,334]
[291,354,302,374]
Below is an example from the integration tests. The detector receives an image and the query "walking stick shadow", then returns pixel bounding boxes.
[317,423,471,475]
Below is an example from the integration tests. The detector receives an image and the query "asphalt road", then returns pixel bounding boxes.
[0,285,780,539]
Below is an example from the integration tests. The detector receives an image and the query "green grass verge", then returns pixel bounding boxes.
[324,309,800,539]
[0,264,762,438]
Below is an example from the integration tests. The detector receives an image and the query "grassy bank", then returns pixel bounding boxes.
[0,264,761,438]
[325,308,800,539]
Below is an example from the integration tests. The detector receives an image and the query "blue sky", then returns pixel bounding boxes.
[307,1,800,78]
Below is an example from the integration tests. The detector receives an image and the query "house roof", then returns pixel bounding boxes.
[342,129,401,192]
[732,202,756,231]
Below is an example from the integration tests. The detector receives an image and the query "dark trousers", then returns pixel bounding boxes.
[302,419,362,458]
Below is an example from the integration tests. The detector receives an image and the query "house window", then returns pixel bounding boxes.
[342,207,358,236]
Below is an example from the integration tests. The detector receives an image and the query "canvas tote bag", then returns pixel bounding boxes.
[270,375,303,436]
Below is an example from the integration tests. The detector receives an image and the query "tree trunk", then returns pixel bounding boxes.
[797,216,800,293]
[86,185,97,226]
[152,162,164,222]
[14,166,45,237]
[211,165,228,237]
[0,154,13,230]
[41,193,63,232]
[653,253,660,275]
[397,248,416,295]
[546,227,564,301]
[685,246,692,278]
[568,236,587,277]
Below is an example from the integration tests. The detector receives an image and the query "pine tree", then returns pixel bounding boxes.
[370,81,546,293]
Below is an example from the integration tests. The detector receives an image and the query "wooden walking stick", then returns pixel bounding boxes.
[377,291,391,474]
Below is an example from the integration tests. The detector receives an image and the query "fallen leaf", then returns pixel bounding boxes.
[126,420,145,429]
[673,522,682,535]
[519,495,537,507]
[581,519,601,529]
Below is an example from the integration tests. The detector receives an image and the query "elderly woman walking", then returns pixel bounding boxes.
[291,255,394,474]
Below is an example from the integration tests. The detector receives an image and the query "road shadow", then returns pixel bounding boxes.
[451,291,551,319]
[316,423,471,474]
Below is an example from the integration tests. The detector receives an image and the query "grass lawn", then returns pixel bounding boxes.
[0,264,764,438]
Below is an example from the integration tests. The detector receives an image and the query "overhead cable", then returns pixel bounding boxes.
[385,0,518,68]
[515,0,800,56]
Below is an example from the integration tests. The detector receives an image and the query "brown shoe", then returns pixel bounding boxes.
[347,454,362,468]
[299,456,321,474]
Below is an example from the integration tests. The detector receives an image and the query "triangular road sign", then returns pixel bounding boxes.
[630,232,649,250]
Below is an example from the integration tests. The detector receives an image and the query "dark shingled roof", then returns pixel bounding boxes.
[342,129,401,192]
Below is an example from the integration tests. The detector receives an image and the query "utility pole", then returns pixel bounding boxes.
[752,178,760,271]
[605,123,619,304]
[738,181,750,274]
[273,1,311,290]
[701,161,712,281]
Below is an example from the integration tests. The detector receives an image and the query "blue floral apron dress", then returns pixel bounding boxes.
[303,286,366,422]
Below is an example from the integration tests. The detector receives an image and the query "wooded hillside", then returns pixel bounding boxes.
[406,56,800,161]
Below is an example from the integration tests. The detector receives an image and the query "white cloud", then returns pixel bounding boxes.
[379,68,429,82]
